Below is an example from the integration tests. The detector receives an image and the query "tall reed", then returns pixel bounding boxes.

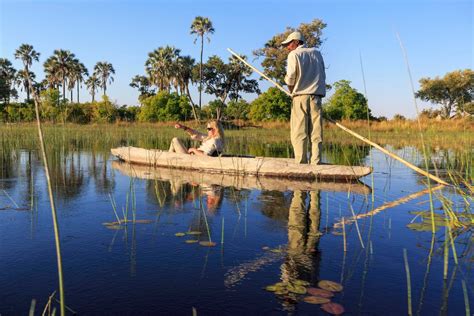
[26,62,65,315]
[396,32,440,234]
[403,248,413,316]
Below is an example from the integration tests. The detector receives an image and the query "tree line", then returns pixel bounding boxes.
[1,18,471,123]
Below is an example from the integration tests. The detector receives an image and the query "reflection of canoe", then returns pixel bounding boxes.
[111,146,372,181]
[111,161,372,195]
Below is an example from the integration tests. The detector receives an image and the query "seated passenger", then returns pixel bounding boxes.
[169,120,225,156]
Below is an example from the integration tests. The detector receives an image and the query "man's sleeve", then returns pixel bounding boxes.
[284,52,297,86]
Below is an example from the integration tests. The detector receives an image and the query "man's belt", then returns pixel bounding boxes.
[292,94,324,97]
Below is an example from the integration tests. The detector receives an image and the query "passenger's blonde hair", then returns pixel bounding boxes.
[205,120,225,144]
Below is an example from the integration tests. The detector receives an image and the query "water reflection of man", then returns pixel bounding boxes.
[280,190,322,306]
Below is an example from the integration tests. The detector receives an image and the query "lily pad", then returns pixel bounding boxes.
[185,239,199,244]
[199,241,217,247]
[303,296,330,304]
[186,231,202,235]
[133,219,153,224]
[103,222,118,226]
[274,289,289,295]
[174,232,186,237]
[318,280,343,292]
[293,279,310,287]
[287,283,307,294]
[406,222,440,232]
[274,282,287,288]
[321,302,345,315]
[307,287,334,298]
[265,285,278,292]
[104,225,124,230]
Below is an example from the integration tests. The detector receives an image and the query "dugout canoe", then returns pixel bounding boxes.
[110,146,372,181]
[112,160,372,195]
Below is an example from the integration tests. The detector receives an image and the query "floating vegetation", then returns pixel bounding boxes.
[174,232,186,237]
[321,302,345,315]
[265,280,308,295]
[186,231,202,235]
[185,239,199,244]
[407,210,471,232]
[287,283,307,295]
[103,219,153,227]
[306,287,334,298]
[199,241,217,247]
[270,247,286,253]
[265,285,280,292]
[104,225,125,230]
[317,280,343,292]
[303,296,330,304]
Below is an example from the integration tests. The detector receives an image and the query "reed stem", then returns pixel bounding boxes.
[2,189,19,208]
[443,226,449,280]
[349,204,365,248]
[27,65,66,316]
[29,299,37,316]
[342,217,347,252]
[396,32,442,234]
[403,249,413,316]
[221,217,225,245]
[462,279,470,316]
[201,195,212,242]
[110,194,122,224]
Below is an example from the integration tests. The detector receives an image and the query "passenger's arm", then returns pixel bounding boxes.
[175,123,205,140]
[187,148,206,155]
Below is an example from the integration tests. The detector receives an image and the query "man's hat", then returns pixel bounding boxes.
[281,31,305,46]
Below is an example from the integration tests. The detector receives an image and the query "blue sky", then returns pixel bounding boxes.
[1,0,472,118]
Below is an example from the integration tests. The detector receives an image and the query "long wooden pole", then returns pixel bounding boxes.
[227,48,448,186]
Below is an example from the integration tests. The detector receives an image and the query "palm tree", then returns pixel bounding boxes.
[0,58,18,104]
[45,49,76,101]
[14,44,40,102]
[130,75,154,99]
[145,46,180,92]
[16,70,36,100]
[75,62,88,103]
[85,75,100,102]
[43,56,61,89]
[68,60,88,103]
[67,58,79,101]
[190,16,215,109]
[176,55,199,121]
[93,61,115,96]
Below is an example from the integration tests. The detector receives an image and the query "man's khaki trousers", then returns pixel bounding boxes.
[290,95,322,164]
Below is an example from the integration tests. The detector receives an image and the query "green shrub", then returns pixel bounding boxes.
[324,80,372,120]
[249,87,291,121]
[138,91,191,122]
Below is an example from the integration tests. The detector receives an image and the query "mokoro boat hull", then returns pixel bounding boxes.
[110,146,372,181]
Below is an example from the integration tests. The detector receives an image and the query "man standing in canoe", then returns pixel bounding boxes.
[282,31,326,165]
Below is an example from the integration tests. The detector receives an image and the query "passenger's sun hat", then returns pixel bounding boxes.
[281,31,305,46]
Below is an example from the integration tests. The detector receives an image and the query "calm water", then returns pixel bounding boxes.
[0,142,472,315]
